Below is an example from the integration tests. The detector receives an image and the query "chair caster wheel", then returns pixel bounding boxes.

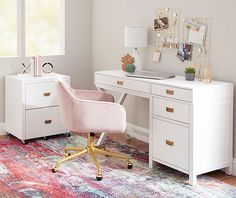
[96,173,103,181]
[65,133,71,137]
[127,162,133,169]
[65,152,71,157]
[52,168,58,173]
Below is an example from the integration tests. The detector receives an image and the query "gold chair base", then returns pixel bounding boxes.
[52,133,133,181]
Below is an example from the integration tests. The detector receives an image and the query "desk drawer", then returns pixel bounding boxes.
[152,118,189,171]
[26,82,57,109]
[95,74,150,93]
[153,97,190,123]
[25,106,65,139]
[151,84,192,102]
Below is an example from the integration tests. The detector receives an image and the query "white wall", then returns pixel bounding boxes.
[0,0,92,123]
[91,0,236,156]
[1,0,236,157]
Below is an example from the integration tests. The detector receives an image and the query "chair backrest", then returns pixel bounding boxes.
[55,78,75,131]
[56,78,126,134]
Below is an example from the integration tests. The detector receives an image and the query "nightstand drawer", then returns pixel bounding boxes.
[153,97,190,123]
[25,106,64,139]
[151,84,192,102]
[153,118,189,171]
[26,82,57,109]
[95,74,150,93]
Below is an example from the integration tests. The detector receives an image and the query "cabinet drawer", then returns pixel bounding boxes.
[152,118,189,171]
[153,97,190,123]
[151,84,192,102]
[25,106,65,139]
[95,74,150,93]
[26,82,57,109]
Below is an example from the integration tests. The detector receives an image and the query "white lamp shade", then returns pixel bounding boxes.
[125,27,147,48]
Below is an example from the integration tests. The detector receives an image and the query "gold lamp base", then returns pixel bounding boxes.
[52,133,133,181]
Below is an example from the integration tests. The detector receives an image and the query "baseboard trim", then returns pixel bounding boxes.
[0,123,6,136]
[126,123,148,143]
[233,158,236,176]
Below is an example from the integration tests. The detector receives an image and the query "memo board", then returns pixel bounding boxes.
[154,8,180,53]
[182,18,212,82]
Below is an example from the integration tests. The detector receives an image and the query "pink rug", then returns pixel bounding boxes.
[0,134,235,197]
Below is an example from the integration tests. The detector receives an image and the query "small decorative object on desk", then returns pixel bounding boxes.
[32,55,42,77]
[42,62,54,73]
[184,67,196,81]
[125,64,135,73]
[121,53,135,71]
[21,62,32,74]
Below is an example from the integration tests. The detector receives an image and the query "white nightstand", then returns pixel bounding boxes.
[5,73,70,144]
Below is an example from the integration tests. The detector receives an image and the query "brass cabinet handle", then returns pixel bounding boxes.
[166,107,174,113]
[45,120,52,124]
[117,80,124,86]
[166,89,174,95]
[166,140,174,146]
[44,92,51,97]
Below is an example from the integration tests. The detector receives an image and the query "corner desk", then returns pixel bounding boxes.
[94,70,233,185]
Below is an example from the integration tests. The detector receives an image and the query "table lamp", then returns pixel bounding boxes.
[125,27,147,71]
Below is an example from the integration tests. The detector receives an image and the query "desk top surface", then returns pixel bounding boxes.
[95,70,233,89]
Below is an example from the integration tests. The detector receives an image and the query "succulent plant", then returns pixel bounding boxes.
[126,64,135,73]
[185,67,196,73]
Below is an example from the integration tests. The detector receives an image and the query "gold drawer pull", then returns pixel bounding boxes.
[166,89,174,95]
[166,107,174,113]
[45,120,52,124]
[166,140,174,146]
[117,80,124,86]
[44,92,51,97]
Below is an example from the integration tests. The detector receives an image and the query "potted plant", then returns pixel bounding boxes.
[184,67,196,81]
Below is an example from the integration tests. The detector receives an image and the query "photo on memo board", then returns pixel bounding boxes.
[154,17,169,31]
[177,43,193,62]
[186,21,208,46]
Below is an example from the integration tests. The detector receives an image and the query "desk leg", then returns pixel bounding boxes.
[97,88,105,92]
[96,132,107,146]
[225,98,233,175]
[188,105,197,186]
[96,92,127,146]
[189,173,197,186]
[117,93,127,105]
[149,97,154,168]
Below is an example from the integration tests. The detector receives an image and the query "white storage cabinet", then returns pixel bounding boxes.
[5,73,70,144]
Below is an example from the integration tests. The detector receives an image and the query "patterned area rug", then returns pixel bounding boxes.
[0,134,236,198]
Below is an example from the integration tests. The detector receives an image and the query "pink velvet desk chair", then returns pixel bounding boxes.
[52,79,133,181]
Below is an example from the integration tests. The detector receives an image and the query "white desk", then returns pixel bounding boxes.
[94,70,233,185]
